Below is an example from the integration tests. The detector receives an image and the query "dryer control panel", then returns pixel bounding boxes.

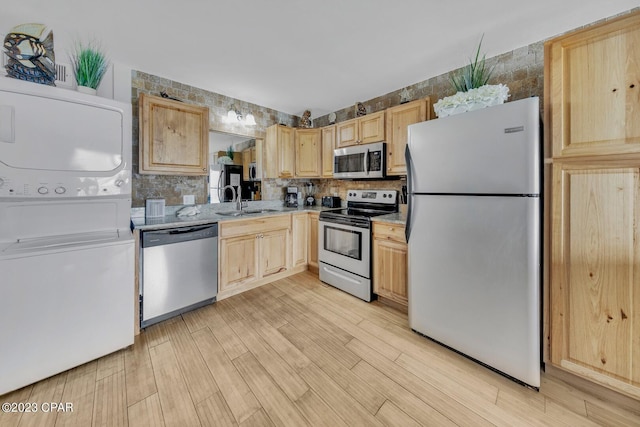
[0,170,131,199]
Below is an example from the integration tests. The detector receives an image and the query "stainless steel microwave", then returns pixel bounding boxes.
[333,142,386,179]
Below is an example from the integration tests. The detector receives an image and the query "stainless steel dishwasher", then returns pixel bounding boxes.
[140,223,218,328]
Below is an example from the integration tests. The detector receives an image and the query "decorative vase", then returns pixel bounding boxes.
[76,85,97,95]
[434,84,510,118]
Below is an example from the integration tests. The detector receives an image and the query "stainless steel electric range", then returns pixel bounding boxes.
[318,189,398,301]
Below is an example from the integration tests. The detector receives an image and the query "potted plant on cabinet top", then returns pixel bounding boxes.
[434,35,509,118]
[70,41,109,95]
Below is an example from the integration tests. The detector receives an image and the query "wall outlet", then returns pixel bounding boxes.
[183,195,195,205]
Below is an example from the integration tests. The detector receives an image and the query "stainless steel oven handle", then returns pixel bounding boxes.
[318,219,369,232]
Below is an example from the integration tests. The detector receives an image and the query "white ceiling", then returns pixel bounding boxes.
[2,1,637,118]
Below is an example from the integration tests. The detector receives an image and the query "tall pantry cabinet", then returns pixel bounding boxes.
[545,11,640,400]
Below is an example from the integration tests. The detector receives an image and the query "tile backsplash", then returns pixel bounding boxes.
[129,9,640,209]
[262,178,406,205]
[131,39,543,208]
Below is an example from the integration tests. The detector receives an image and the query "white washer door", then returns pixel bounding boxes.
[0,238,134,395]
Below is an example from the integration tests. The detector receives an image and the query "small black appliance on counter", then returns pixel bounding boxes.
[285,186,298,207]
[321,196,341,208]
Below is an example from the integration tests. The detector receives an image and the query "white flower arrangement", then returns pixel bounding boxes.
[217,155,233,165]
[434,84,510,118]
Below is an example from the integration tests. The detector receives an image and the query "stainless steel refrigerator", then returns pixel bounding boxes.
[405,97,541,388]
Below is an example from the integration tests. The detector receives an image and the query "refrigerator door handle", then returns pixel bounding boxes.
[405,144,413,243]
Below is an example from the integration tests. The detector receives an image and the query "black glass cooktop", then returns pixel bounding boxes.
[326,208,391,218]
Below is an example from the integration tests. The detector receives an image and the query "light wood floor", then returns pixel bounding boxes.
[2,271,639,427]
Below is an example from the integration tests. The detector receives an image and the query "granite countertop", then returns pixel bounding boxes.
[131,201,407,231]
[371,212,407,225]
[131,202,327,231]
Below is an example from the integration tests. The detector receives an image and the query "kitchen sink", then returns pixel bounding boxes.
[242,208,282,214]
[215,208,282,217]
[215,211,243,216]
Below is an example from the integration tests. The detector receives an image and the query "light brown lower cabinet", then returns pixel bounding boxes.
[291,212,308,267]
[550,160,640,399]
[218,215,291,298]
[308,212,319,273]
[259,229,289,278]
[372,222,408,308]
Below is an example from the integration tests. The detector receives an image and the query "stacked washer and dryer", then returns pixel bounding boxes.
[0,78,134,395]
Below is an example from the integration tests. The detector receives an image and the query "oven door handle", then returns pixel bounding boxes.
[319,219,369,231]
[364,148,369,176]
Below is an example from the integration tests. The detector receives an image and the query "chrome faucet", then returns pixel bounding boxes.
[221,185,237,208]
[235,186,243,211]
[221,185,246,211]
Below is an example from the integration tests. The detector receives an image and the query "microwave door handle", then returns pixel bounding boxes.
[364,149,370,176]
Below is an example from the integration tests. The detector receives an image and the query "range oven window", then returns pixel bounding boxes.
[323,225,363,260]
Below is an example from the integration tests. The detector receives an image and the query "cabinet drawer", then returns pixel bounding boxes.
[373,222,405,242]
[220,215,291,238]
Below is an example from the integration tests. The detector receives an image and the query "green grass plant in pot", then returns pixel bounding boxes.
[449,34,494,92]
[70,41,109,95]
[433,35,509,118]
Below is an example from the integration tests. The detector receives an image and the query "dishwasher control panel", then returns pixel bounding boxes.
[141,224,218,248]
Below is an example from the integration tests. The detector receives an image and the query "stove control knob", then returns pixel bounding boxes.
[55,186,66,194]
[38,186,49,195]
[383,194,387,198]
[115,179,124,187]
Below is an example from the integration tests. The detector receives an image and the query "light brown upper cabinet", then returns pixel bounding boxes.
[546,10,640,400]
[264,124,295,178]
[321,125,336,177]
[295,128,322,177]
[336,111,385,148]
[138,93,209,175]
[545,12,640,159]
[385,98,431,175]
